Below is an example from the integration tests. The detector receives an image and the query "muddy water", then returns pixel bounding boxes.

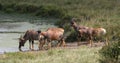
[0,13,57,54]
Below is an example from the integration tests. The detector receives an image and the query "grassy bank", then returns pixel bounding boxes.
[0,46,101,63]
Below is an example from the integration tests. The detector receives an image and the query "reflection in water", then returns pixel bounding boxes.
[0,33,20,54]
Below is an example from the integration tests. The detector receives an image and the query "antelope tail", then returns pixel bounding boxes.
[101,28,106,35]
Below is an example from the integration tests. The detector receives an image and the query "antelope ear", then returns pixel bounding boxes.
[37,30,41,33]
[72,18,76,21]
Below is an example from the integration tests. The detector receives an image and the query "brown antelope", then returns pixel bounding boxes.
[71,19,107,46]
[19,30,41,51]
[38,27,66,50]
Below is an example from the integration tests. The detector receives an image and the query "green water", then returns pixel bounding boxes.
[0,12,57,54]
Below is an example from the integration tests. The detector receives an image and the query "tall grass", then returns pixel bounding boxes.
[0,46,101,63]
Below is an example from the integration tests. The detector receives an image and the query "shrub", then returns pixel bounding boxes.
[0,3,67,18]
[14,3,39,13]
[14,3,29,13]
[99,41,120,63]
[4,8,14,13]
[35,5,67,18]
[0,3,3,10]
[65,30,78,42]
[2,3,15,13]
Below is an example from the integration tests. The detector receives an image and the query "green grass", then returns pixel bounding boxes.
[0,46,101,63]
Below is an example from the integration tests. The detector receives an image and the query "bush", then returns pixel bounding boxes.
[35,4,67,18]
[0,3,3,10]
[55,15,72,27]
[14,3,39,13]
[4,8,14,13]
[2,3,15,13]
[65,30,78,42]
[99,41,120,63]
[0,2,67,18]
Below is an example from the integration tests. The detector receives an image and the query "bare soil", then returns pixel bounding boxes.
[64,42,105,49]
[15,41,105,54]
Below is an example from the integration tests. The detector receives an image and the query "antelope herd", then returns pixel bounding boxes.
[71,19,107,46]
[19,18,107,51]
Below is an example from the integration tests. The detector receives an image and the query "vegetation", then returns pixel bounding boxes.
[99,41,120,63]
[0,0,120,42]
[0,46,100,63]
[0,0,120,63]
[0,0,67,18]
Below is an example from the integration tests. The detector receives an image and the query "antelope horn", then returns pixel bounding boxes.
[19,35,24,40]
[71,18,76,21]
[20,35,23,38]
